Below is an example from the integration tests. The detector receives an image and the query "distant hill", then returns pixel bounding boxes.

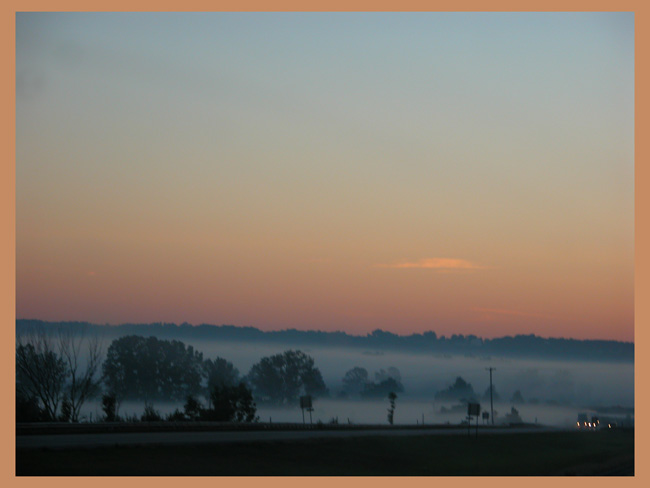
[16,319,633,363]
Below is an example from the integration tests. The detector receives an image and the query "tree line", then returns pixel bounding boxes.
[17,319,634,362]
[16,332,331,423]
[17,330,542,425]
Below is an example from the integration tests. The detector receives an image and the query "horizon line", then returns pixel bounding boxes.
[15,318,635,344]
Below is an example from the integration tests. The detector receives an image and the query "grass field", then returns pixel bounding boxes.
[16,429,634,476]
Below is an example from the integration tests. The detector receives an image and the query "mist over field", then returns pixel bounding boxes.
[177,339,634,406]
[67,334,632,428]
[102,397,592,428]
[17,320,633,428]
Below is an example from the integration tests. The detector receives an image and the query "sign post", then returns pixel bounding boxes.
[467,403,481,438]
[300,395,313,425]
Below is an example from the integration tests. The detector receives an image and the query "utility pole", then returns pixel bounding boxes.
[486,367,496,425]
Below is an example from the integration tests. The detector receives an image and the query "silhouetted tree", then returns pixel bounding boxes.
[57,328,102,421]
[203,357,240,392]
[375,367,402,384]
[387,392,397,425]
[510,390,525,404]
[102,336,204,401]
[101,392,118,421]
[16,333,67,421]
[16,391,45,422]
[141,401,162,421]
[354,367,405,399]
[17,326,103,422]
[434,377,477,402]
[247,350,328,405]
[302,367,328,398]
[342,367,369,396]
[17,319,635,363]
[204,383,258,422]
[504,406,523,424]
[166,409,186,421]
[361,377,404,399]
[59,395,73,422]
[184,394,203,420]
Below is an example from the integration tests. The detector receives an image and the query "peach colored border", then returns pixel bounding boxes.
[3,2,645,486]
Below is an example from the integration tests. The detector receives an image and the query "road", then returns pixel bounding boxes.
[17,425,563,450]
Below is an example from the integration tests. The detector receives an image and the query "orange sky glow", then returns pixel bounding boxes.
[16,13,634,342]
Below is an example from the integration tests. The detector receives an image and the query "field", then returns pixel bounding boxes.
[16,428,633,476]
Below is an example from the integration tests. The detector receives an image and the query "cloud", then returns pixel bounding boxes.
[374,258,490,271]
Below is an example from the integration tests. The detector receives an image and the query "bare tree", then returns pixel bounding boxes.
[16,331,66,421]
[16,326,103,422]
[58,328,103,422]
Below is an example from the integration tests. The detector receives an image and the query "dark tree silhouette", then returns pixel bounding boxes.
[59,396,73,422]
[342,367,369,396]
[387,391,397,425]
[375,367,402,384]
[510,390,525,404]
[302,367,328,398]
[17,320,635,363]
[57,328,102,421]
[184,395,203,420]
[102,336,204,401]
[204,383,258,422]
[204,357,240,392]
[16,391,44,422]
[101,392,118,421]
[354,367,405,399]
[166,409,187,422]
[141,401,162,421]
[16,326,103,422]
[247,350,328,405]
[16,333,67,421]
[434,376,477,402]
[361,377,404,399]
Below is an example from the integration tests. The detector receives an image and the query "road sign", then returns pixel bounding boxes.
[300,396,312,409]
[468,403,480,416]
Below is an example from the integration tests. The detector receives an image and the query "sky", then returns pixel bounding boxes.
[15,12,634,341]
